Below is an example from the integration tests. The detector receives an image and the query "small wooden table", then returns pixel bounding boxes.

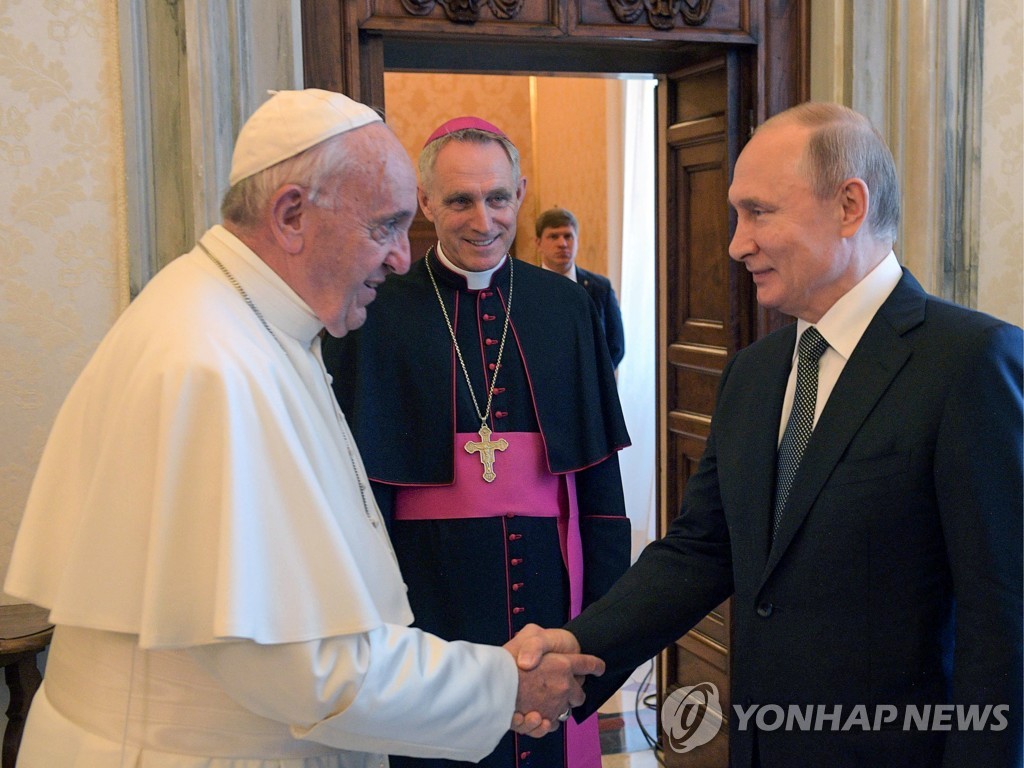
[0,604,53,768]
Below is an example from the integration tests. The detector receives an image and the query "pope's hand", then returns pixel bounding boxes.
[504,624,603,737]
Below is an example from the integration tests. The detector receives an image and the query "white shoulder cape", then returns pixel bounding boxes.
[6,227,412,648]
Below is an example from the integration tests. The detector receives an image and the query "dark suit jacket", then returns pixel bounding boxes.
[567,270,1023,767]
[576,266,625,368]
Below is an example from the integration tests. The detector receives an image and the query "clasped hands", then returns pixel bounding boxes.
[503,623,604,737]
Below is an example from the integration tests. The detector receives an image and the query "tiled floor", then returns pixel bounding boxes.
[601,751,660,768]
[599,662,663,768]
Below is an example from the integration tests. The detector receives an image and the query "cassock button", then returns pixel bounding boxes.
[505,511,516,518]
[512,582,524,591]
[511,558,523,566]
[493,387,506,394]
[520,751,531,760]
[508,533,522,541]
[485,338,498,345]
[756,602,773,618]
[495,411,508,419]
[513,607,525,614]
[488,363,496,371]
[483,313,496,321]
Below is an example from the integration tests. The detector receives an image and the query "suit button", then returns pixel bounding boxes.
[756,602,773,618]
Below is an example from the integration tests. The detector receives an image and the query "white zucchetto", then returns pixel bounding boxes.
[229,88,382,185]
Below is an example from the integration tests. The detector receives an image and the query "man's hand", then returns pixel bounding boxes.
[506,623,582,670]
[503,624,603,737]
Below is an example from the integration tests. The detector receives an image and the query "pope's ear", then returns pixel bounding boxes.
[269,184,308,254]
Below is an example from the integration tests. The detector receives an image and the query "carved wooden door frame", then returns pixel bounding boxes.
[301,1,808,135]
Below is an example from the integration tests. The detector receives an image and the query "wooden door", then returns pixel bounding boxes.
[301,3,808,765]
[656,53,750,767]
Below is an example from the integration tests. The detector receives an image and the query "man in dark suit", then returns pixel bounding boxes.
[555,103,1023,767]
[536,207,626,368]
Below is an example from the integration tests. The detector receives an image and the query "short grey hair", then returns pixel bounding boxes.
[221,132,358,228]
[418,128,521,190]
[763,102,900,243]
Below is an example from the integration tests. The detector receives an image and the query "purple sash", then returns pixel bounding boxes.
[394,432,601,767]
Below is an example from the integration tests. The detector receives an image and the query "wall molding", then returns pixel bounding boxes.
[118,0,302,296]
[809,0,983,307]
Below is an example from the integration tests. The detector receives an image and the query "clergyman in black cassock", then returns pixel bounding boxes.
[323,117,631,768]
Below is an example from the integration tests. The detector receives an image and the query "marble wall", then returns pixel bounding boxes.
[810,0,1022,324]
[977,0,1023,325]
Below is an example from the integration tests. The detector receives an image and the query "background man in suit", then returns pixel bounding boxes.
[536,206,626,368]
[558,102,1023,767]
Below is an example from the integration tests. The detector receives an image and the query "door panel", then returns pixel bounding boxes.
[657,53,750,767]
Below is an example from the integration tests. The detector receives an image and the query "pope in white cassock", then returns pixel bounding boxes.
[4,89,601,767]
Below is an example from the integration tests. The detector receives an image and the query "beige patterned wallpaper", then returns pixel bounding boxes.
[978,0,1023,325]
[531,77,612,279]
[0,0,126,600]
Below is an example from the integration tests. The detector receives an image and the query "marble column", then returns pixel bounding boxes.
[120,0,302,295]
[810,0,984,308]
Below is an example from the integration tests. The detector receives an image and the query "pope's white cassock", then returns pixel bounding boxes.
[4,225,518,767]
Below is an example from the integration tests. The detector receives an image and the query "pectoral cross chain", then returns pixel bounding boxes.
[465,424,508,483]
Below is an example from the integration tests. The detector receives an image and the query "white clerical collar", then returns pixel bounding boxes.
[201,225,324,347]
[796,251,902,363]
[435,242,507,290]
[541,262,578,283]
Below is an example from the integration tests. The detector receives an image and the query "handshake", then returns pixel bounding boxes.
[502,623,605,737]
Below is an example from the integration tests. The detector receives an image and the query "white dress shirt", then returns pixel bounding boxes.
[778,252,903,443]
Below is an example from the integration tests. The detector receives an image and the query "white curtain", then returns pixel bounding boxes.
[614,78,658,562]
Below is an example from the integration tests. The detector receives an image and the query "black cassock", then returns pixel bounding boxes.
[323,250,631,768]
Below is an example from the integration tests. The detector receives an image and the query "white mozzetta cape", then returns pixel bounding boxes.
[6,226,414,646]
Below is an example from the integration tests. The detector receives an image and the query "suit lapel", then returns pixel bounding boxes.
[761,271,927,582]
[577,266,592,292]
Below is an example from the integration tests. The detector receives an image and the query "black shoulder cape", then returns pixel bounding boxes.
[323,251,630,484]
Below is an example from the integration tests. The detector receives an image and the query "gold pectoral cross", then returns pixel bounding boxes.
[464,425,509,483]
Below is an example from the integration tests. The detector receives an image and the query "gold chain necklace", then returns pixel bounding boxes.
[425,250,513,483]
[198,241,378,528]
